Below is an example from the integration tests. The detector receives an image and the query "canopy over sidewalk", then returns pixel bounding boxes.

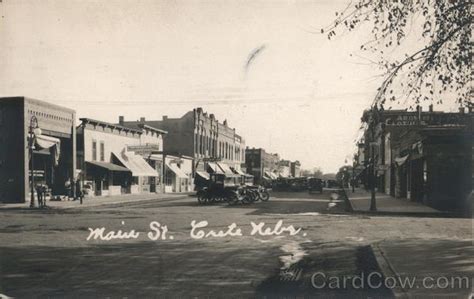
[113,151,157,177]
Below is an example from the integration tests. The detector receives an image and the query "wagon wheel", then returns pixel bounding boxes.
[226,193,238,205]
[260,190,270,201]
[197,191,206,204]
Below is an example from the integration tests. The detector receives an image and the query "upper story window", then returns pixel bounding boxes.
[92,140,97,161]
[100,142,105,161]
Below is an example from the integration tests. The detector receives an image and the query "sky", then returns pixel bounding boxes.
[1,0,402,173]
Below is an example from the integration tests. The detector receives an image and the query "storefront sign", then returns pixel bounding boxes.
[127,144,160,155]
[385,113,465,126]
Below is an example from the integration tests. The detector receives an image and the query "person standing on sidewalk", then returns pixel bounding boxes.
[35,184,43,208]
[75,178,83,204]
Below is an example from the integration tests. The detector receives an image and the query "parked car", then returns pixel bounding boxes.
[308,177,323,193]
[289,177,308,192]
[326,179,340,188]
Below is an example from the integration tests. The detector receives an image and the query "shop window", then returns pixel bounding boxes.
[92,140,97,161]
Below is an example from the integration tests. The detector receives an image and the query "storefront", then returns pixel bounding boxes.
[164,155,192,193]
[112,151,158,194]
[84,161,131,196]
[0,97,76,203]
[77,118,162,197]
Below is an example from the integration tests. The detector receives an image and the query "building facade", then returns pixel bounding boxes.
[0,97,76,203]
[278,160,292,178]
[290,161,301,177]
[163,154,193,193]
[357,105,473,213]
[118,107,245,174]
[77,118,164,196]
[245,148,279,184]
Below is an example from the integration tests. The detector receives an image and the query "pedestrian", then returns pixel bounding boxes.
[41,184,48,208]
[35,184,43,208]
[64,179,71,200]
[75,178,83,204]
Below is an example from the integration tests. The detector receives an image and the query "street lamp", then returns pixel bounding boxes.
[29,116,42,208]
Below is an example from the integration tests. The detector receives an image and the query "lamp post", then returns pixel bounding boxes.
[29,116,41,208]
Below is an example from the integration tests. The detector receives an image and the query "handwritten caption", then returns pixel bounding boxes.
[86,220,305,241]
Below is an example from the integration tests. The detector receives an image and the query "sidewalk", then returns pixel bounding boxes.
[372,238,473,298]
[0,192,192,210]
[346,188,443,215]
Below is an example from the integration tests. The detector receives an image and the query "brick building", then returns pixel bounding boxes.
[290,161,301,177]
[245,148,279,184]
[0,97,76,203]
[357,105,473,213]
[118,107,245,175]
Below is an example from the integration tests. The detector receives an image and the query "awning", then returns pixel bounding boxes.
[231,167,246,176]
[269,172,278,180]
[195,171,210,180]
[36,134,60,149]
[86,161,131,172]
[395,155,409,166]
[207,162,224,174]
[217,163,236,176]
[148,154,163,161]
[264,171,273,179]
[113,151,158,177]
[166,162,189,179]
[35,134,61,166]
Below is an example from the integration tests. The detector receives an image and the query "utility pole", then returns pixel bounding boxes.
[369,107,377,211]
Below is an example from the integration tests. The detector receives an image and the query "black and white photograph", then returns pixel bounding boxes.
[0,0,472,298]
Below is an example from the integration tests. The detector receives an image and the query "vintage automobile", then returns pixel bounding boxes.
[308,177,323,193]
[196,173,240,205]
[325,179,340,188]
[273,177,290,191]
[289,177,308,192]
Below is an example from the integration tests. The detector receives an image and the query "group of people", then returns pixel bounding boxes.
[33,178,84,208]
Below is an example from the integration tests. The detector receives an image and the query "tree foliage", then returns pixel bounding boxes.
[323,0,472,108]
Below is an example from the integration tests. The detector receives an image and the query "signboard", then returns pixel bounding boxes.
[384,113,465,126]
[127,144,160,155]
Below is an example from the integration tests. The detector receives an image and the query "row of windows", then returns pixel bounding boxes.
[28,109,73,124]
[92,140,105,162]
[194,132,244,161]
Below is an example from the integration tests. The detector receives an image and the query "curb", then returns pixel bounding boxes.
[0,194,191,211]
[62,195,189,210]
[370,242,410,299]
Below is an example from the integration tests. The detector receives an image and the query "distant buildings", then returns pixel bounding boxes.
[245,148,279,184]
[278,160,291,178]
[356,105,473,213]
[245,148,301,185]
[0,97,76,203]
[290,161,301,178]
[119,107,246,175]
